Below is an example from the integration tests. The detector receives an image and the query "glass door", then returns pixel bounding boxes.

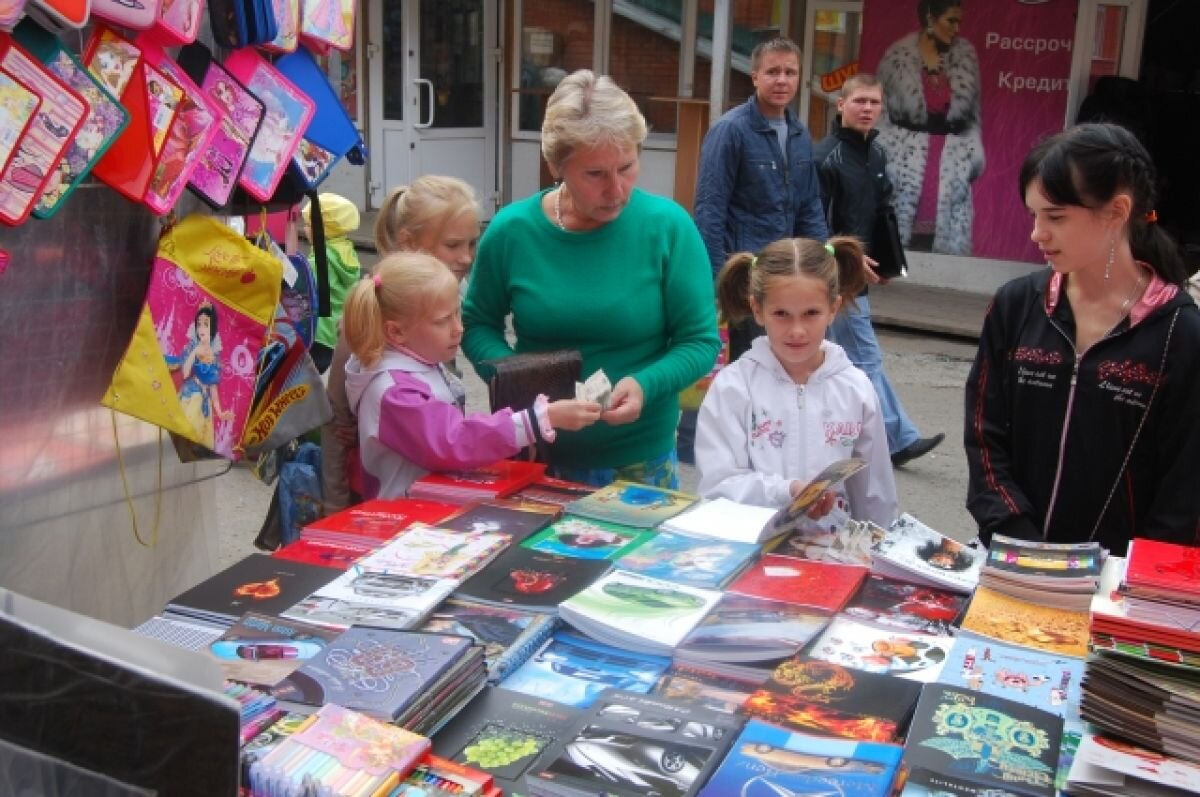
[799,1,863,144]
[366,0,498,216]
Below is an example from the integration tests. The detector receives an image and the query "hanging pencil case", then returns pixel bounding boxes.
[82,26,175,205]
[0,48,40,177]
[91,0,160,30]
[209,0,277,49]
[147,0,205,46]
[0,33,85,226]
[223,47,313,203]
[1,0,27,30]
[178,41,264,209]
[298,0,353,54]
[24,0,88,33]
[274,45,362,190]
[260,0,298,53]
[137,36,223,216]
[13,19,129,219]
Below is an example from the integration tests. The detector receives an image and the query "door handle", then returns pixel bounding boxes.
[413,78,434,129]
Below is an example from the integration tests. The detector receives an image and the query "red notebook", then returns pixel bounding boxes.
[301,498,459,545]
[1123,538,1200,599]
[272,537,374,570]
[727,555,868,614]
[409,460,547,504]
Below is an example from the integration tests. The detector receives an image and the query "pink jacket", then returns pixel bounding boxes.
[344,348,543,499]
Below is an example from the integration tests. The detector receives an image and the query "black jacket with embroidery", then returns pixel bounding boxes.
[965,268,1200,556]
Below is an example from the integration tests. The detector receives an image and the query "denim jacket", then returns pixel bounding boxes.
[694,96,829,276]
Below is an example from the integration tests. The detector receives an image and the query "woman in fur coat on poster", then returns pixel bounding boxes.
[876,0,984,255]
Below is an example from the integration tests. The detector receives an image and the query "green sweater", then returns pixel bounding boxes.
[463,188,720,469]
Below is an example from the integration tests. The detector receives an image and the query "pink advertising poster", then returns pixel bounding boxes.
[860,0,1077,263]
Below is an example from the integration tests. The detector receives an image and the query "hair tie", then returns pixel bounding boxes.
[372,274,382,290]
[1145,210,1158,224]
[824,243,835,256]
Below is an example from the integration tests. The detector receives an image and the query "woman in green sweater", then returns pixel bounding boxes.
[462,70,721,489]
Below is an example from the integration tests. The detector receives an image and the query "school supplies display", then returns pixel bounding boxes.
[282,563,456,631]
[841,574,968,636]
[101,214,282,460]
[522,515,653,561]
[806,616,955,683]
[613,529,759,590]
[208,610,340,687]
[741,655,921,742]
[514,475,596,508]
[960,585,1091,658]
[301,496,459,548]
[453,545,609,614]
[941,635,1085,722]
[652,659,768,716]
[675,593,830,664]
[420,597,559,684]
[0,32,84,226]
[979,533,1104,610]
[410,459,547,504]
[13,19,128,219]
[871,512,985,594]
[725,554,867,614]
[437,500,558,543]
[564,479,697,528]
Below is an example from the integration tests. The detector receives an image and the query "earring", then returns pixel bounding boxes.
[1105,238,1115,281]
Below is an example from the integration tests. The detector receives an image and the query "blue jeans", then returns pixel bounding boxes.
[828,295,920,455]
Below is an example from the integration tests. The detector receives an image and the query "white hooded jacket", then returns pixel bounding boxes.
[695,336,897,528]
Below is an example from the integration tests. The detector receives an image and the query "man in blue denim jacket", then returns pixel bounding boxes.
[694,37,828,361]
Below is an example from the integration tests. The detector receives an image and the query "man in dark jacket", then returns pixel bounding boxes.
[813,74,943,467]
[694,37,828,362]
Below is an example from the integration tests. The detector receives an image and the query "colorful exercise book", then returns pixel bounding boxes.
[871,513,985,594]
[1092,556,1200,651]
[979,534,1103,610]
[675,593,830,664]
[501,631,673,709]
[436,499,558,543]
[513,475,596,508]
[840,574,969,637]
[525,688,742,797]
[1079,651,1200,757]
[1066,732,1200,795]
[699,719,903,797]
[409,459,547,504]
[355,524,510,581]
[521,514,654,561]
[164,554,340,626]
[300,497,459,547]
[653,659,769,717]
[244,704,431,797]
[208,611,340,688]
[759,457,867,541]
[725,554,867,615]
[431,686,588,797]
[805,616,955,682]
[419,597,559,684]
[1122,537,1200,604]
[281,565,455,631]
[940,635,1085,722]
[741,655,922,743]
[271,626,478,722]
[902,684,1063,797]
[1089,631,1200,672]
[557,569,723,656]
[563,479,697,528]
[656,496,779,545]
[960,586,1090,658]
[613,529,759,590]
[453,545,610,614]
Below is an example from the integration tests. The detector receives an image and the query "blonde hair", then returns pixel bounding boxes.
[373,175,479,255]
[541,70,647,171]
[716,236,867,324]
[342,252,458,368]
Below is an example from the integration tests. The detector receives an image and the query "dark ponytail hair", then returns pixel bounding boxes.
[715,236,867,325]
[1019,122,1192,286]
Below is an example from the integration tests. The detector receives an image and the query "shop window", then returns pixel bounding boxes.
[807,10,863,141]
[517,0,595,132]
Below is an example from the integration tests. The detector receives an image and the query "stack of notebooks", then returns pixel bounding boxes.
[563,480,697,528]
[978,534,1104,610]
[275,497,459,569]
[409,460,547,504]
[655,496,779,544]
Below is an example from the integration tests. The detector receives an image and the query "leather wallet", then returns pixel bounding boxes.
[484,349,582,463]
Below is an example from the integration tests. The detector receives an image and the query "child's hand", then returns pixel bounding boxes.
[600,377,644,425]
[547,399,602,431]
[789,483,838,519]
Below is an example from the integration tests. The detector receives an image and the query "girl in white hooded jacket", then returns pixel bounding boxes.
[696,237,897,529]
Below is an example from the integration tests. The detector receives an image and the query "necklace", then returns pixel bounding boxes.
[554,186,567,230]
[1118,270,1147,318]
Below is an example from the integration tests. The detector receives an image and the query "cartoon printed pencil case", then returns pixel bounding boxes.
[298,0,354,54]
[25,0,89,33]
[0,45,40,177]
[178,41,264,209]
[147,0,205,46]
[1,0,27,31]
[208,0,277,49]
[274,45,363,190]
[222,47,314,203]
[137,35,223,216]
[91,0,162,30]
[260,0,299,53]
[14,18,129,219]
[0,33,85,226]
